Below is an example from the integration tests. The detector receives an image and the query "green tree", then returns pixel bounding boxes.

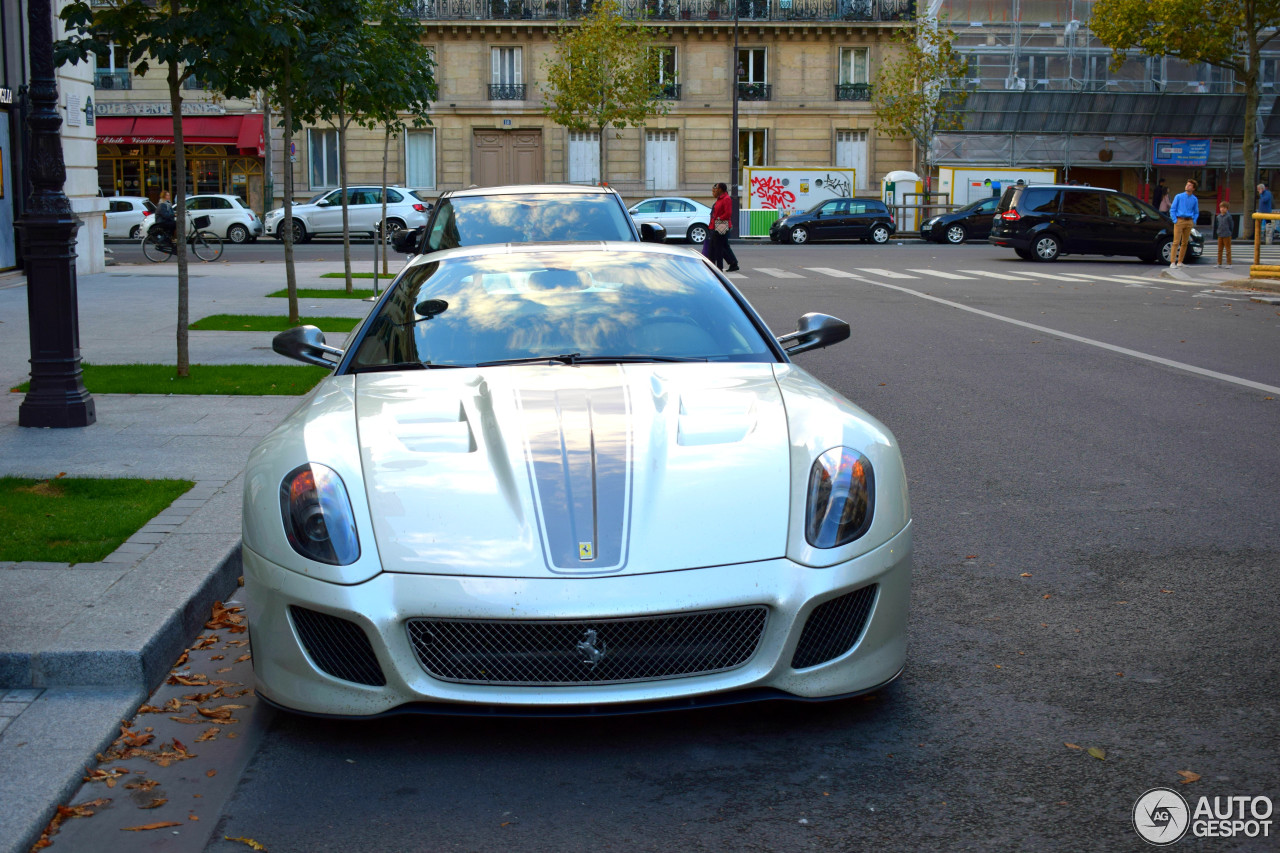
[1091,0,1280,221]
[871,19,968,184]
[57,0,273,375]
[542,0,669,184]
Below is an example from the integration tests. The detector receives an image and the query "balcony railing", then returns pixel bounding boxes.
[488,83,527,100]
[737,82,772,101]
[94,70,132,90]
[836,83,871,100]
[657,82,682,100]
[411,0,912,22]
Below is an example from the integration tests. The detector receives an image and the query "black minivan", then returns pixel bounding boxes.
[987,184,1202,263]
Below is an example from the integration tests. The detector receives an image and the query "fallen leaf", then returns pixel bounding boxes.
[235,654,251,663]
[1161,589,1173,594]
[1177,770,1201,784]
[1064,743,1082,750]
[207,769,217,777]
[210,655,225,661]
[1043,594,1051,600]
[139,797,168,810]
[168,673,209,687]
[172,652,189,669]
[965,555,978,559]
[84,768,130,788]
[225,837,268,851]
[1087,747,1106,760]
[1020,572,1032,578]
[189,814,200,820]
[125,779,160,792]
[196,727,221,743]
[122,822,183,832]
[193,635,219,650]
[216,667,233,673]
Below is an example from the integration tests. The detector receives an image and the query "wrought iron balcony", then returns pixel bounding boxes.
[410,0,913,22]
[488,83,527,100]
[737,82,772,101]
[836,83,871,101]
[94,70,132,91]
[658,82,682,100]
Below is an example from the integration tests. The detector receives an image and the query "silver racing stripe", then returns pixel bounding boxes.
[517,380,631,572]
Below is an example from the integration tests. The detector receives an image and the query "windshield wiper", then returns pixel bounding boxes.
[475,353,707,367]
[349,362,465,374]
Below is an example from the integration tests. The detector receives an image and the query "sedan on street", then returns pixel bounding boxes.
[247,242,912,717]
[919,196,999,244]
[769,198,896,245]
[186,194,264,243]
[628,196,714,244]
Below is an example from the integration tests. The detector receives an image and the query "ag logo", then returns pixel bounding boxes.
[1133,787,1190,845]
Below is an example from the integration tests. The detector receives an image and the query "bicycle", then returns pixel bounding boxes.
[141,214,223,262]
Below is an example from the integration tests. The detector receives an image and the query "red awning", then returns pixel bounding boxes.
[97,114,264,154]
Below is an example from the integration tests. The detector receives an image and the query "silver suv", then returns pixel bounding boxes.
[265,186,430,243]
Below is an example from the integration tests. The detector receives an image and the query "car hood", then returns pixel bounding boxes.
[354,364,792,579]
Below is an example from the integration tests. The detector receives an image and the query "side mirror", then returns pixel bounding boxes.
[391,227,421,254]
[639,222,667,243]
[316,200,332,208]
[777,313,850,356]
[273,325,344,369]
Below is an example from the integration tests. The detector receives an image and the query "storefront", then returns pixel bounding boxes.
[96,113,265,210]
[0,85,15,270]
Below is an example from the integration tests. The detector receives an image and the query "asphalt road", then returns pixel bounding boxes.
[61,242,1280,852]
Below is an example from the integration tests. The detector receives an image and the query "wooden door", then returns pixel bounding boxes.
[471,129,543,187]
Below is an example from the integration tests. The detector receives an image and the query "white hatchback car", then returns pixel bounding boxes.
[629,196,714,244]
[186,194,264,243]
[264,186,430,243]
[104,196,155,240]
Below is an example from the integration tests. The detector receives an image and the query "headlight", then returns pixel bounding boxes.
[924,217,940,226]
[805,447,874,549]
[1191,228,1202,239]
[265,210,282,222]
[279,463,360,565]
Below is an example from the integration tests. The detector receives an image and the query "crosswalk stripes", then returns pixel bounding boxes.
[904,269,978,280]
[961,269,1038,281]
[804,267,863,278]
[853,268,920,279]
[753,267,806,279]
[1012,270,1096,282]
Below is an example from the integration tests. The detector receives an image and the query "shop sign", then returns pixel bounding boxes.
[0,87,13,105]
[95,101,226,116]
[1153,138,1210,166]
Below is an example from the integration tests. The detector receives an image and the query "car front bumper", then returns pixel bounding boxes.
[244,523,912,716]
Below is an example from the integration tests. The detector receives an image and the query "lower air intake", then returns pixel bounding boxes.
[289,606,387,687]
[790,585,878,669]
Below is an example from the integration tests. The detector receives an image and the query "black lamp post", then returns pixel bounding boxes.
[18,0,95,428]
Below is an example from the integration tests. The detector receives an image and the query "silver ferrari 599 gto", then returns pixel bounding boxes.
[243,242,912,716]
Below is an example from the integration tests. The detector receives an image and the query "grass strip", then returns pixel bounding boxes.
[267,287,378,299]
[189,314,360,332]
[320,272,387,279]
[0,476,194,563]
[10,363,329,396]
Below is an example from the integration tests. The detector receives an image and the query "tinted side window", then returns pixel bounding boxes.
[1061,191,1102,216]
[848,202,867,214]
[669,200,694,213]
[976,198,998,213]
[215,198,233,209]
[386,189,404,203]
[144,201,157,213]
[1018,189,1061,214]
[819,201,842,216]
[634,200,661,213]
[1106,195,1141,218]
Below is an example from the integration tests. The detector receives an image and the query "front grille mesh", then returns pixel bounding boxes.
[790,585,878,669]
[406,607,768,686]
[289,606,387,687]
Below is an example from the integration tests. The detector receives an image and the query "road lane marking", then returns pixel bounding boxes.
[754,267,806,279]
[1013,270,1096,282]
[805,267,863,278]
[905,269,978,280]
[854,268,919,279]
[961,270,1038,281]
[831,272,1280,396]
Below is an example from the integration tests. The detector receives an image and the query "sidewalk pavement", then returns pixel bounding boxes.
[1158,258,1280,300]
[0,260,381,853]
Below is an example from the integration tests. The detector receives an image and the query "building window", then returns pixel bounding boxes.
[737,48,770,101]
[94,40,131,90]
[836,130,868,189]
[655,47,679,99]
[645,130,678,190]
[309,128,340,189]
[836,47,870,100]
[568,130,599,184]
[738,129,766,171]
[490,47,524,100]
[405,129,436,189]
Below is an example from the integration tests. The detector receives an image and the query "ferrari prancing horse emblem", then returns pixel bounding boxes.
[579,541,594,560]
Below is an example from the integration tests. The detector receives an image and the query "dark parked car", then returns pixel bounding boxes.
[988,184,1202,263]
[769,198,896,245]
[392,184,665,254]
[920,196,999,244]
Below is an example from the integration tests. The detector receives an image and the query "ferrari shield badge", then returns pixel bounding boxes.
[579,541,595,561]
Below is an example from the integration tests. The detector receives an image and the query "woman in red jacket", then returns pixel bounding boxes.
[710,183,740,272]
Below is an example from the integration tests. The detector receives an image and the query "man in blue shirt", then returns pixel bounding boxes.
[1257,183,1273,244]
[1168,179,1199,268]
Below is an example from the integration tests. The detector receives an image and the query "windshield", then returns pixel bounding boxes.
[424,193,636,251]
[346,251,777,370]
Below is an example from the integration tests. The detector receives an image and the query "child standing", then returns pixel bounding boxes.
[1214,201,1235,268]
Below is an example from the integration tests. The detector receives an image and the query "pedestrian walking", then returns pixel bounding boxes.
[1257,183,1274,244]
[710,182,739,273]
[1151,177,1168,211]
[1214,201,1235,268]
[1168,179,1199,268]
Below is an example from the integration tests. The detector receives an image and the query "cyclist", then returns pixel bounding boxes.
[154,190,177,246]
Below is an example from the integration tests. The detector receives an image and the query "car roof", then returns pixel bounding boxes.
[440,184,620,200]
[402,240,701,271]
[1013,184,1118,193]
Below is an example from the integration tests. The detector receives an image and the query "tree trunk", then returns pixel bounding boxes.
[339,104,353,294]
[167,50,189,378]
[597,123,607,185]
[381,124,391,277]
[282,58,299,325]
